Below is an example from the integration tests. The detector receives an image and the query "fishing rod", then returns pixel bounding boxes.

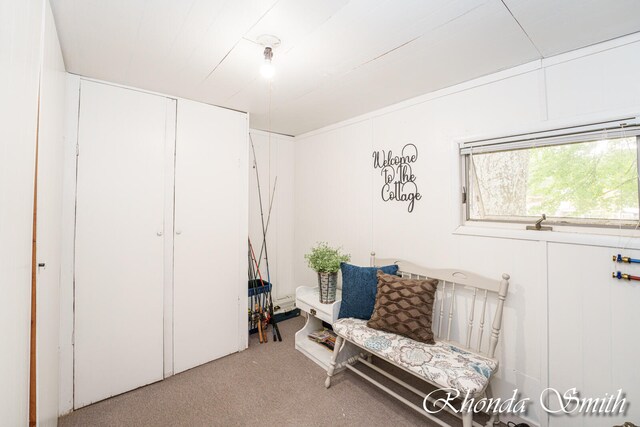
[248,240,270,343]
[254,176,277,320]
[248,244,261,341]
[249,135,282,342]
[249,238,274,341]
[247,134,278,271]
[257,176,277,271]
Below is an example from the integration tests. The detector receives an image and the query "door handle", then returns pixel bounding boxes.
[156,231,163,237]
[176,230,182,235]
[37,262,46,270]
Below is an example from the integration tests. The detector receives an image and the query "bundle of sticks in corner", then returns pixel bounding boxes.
[248,134,282,344]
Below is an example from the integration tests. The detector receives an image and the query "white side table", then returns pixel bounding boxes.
[294,286,362,371]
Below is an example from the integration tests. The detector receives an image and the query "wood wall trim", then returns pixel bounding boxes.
[29,82,41,427]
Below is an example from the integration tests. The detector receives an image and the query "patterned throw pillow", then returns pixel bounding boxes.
[338,262,399,320]
[367,271,438,344]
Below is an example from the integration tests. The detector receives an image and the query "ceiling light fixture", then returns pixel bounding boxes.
[256,34,281,80]
[261,46,275,79]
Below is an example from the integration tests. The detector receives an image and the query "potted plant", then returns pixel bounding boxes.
[304,242,351,304]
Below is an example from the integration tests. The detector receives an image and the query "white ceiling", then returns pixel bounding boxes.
[50,0,640,136]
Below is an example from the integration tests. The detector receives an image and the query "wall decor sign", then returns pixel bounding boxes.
[372,143,422,213]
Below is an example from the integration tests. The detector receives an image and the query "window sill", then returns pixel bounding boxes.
[454,222,640,250]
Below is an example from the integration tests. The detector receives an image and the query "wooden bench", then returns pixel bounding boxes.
[325,253,510,427]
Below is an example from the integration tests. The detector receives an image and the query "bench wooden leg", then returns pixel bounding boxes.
[484,384,500,426]
[325,335,344,388]
[485,412,499,426]
[462,410,473,427]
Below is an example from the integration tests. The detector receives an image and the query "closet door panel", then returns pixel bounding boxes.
[74,81,167,408]
[174,99,246,373]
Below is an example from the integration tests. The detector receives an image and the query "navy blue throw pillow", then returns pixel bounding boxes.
[338,262,399,320]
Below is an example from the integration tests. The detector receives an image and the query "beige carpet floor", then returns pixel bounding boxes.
[59,316,484,426]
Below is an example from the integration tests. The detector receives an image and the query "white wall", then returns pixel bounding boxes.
[0,0,45,424]
[36,1,66,425]
[294,34,640,427]
[249,130,296,307]
[58,74,79,416]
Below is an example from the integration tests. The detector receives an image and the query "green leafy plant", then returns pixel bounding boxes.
[304,242,351,273]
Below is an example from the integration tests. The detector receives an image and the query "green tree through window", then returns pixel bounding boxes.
[527,137,638,220]
[468,136,639,224]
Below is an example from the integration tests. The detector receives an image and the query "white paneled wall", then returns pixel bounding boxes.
[36,2,66,425]
[545,40,640,121]
[248,130,295,306]
[59,74,81,415]
[294,36,640,426]
[548,243,640,427]
[0,0,45,424]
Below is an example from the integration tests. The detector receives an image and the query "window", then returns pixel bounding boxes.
[461,118,640,228]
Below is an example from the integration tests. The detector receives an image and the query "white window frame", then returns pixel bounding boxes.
[458,116,640,234]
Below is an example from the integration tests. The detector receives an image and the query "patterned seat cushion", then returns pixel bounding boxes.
[333,318,498,396]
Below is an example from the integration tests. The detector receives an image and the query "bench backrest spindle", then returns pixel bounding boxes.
[477,289,488,353]
[466,288,477,349]
[488,274,510,358]
[446,282,455,342]
[438,281,446,338]
[371,253,510,360]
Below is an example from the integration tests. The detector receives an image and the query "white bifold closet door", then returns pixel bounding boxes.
[74,81,173,408]
[173,99,247,373]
